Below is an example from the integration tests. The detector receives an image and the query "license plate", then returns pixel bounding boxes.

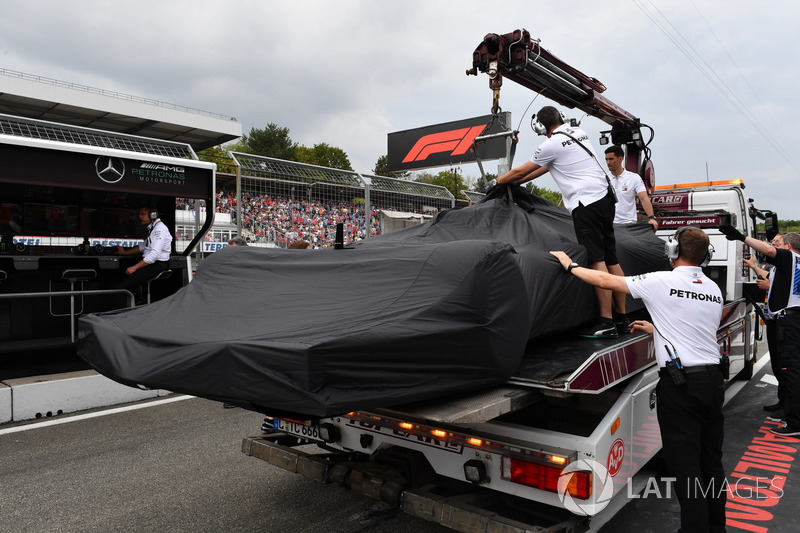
[276,419,321,440]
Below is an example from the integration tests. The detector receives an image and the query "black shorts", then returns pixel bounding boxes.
[571,191,618,265]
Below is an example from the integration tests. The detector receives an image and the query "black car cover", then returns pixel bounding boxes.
[78,185,668,418]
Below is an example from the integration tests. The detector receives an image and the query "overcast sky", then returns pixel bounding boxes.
[1,1,799,219]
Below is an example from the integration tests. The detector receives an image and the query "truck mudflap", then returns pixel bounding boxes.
[242,435,588,533]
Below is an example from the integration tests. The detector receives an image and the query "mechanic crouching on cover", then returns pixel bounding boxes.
[551,225,726,533]
[115,205,172,305]
[721,225,800,437]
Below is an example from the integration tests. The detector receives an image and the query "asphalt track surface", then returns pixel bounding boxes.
[599,354,800,533]
[1,352,796,533]
[0,396,450,533]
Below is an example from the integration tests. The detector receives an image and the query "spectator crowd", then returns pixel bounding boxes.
[208,190,425,248]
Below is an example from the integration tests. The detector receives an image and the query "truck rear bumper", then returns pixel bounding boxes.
[242,434,588,533]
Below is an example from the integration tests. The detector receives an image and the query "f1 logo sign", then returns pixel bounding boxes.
[402,126,487,163]
[387,113,510,172]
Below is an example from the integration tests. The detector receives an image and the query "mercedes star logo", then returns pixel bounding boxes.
[95,156,125,184]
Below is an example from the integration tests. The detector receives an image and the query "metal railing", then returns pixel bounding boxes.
[0,289,135,343]
[228,153,455,242]
[0,112,198,159]
[1,68,238,122]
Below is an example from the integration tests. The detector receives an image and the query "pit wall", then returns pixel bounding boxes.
[0,370,170,424]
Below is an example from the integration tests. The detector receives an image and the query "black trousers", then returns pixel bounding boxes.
[118,260,170,304]
[776,313,800,428]
[657,367,726,533]
[571,191,618,265]
[764,319,785,405]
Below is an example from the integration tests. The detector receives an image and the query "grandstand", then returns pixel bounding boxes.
[190,153,457,249]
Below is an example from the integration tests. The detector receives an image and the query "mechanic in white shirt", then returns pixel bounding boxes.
[494,105,624,339]
[603,145,658,230]
[550,225,726,533]
[115,205,172,305]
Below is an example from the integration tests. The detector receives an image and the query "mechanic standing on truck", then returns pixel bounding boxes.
[551,225,726,533]
[493,106,624,338]
[115,205,172,305]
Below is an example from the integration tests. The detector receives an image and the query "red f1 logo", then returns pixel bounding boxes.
[402,125,487,163]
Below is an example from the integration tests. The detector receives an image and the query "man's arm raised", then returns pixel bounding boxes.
[549,251,631,294]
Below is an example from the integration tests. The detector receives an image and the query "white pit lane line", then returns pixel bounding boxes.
[0,394,194,436]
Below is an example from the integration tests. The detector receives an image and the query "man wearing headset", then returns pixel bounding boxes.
[493,105,625,338]
[721,225,800,437]
[115,205,172,305]
[551,226,726,533]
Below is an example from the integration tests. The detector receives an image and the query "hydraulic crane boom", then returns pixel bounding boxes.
[467,29,654,189]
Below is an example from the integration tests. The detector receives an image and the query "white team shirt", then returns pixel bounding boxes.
[531,124,608,212]
[626,266,723,368]
[138,219,172,264]
[611,169,647,223]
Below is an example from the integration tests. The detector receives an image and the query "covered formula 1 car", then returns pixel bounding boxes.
[78,185,668,417]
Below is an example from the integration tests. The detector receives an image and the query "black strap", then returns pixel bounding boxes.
[743,290,768,322]
[553,130,618,203]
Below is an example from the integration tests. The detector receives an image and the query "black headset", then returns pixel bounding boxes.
[665,226,714,267]
[533,110,567,136]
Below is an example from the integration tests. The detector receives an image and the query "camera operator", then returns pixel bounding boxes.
[721,225,800,436]
[744,234,789,416]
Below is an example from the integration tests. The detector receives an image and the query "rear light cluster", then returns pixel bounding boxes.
[503,457,592,500]
[344,411,581,495]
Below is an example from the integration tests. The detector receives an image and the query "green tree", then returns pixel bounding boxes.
[295,143,353,171]
[196,145,237,174]
[371,155,411,179]
[528,184,563,206]
[373,155,391,176]
[239,124,297,160]
[415,169,468,198]
[468,176,563,206]
[471,173,496,191]
[757,220,800,233]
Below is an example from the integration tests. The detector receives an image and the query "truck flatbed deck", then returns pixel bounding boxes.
[372,332,654,426]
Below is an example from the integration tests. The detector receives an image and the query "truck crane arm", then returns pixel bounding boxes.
[467,29,655,189]
[467,29,637,128]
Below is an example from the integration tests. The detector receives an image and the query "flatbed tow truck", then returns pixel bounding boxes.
[242,30,772,532]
